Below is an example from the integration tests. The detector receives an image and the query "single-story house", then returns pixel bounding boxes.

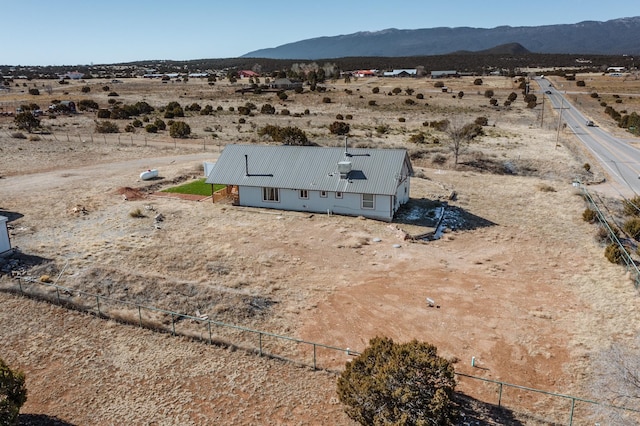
[205,144,413,222]
[0,216,11,256]
[353,70,377,78]
[239,70,259,78]
[269,78,303,90]
[383,69,417,77]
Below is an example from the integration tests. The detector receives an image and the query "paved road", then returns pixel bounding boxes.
[536,77,640,194]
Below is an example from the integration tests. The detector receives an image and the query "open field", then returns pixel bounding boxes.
[1,74,640,424]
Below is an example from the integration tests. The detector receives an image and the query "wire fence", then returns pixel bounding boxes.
[1,274,639,424]
[580,184,640,289]
[1,128,225,153]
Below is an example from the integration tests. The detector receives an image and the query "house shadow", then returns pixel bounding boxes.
[456,393,526,425]
[18,413,77,426]
[394,198,496,240]
[0,209,24,222]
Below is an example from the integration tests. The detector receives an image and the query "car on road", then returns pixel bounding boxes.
[545,90,552,94]
[586,120,595,127]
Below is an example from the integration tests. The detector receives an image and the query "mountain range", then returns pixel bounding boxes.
[242,17,640,59]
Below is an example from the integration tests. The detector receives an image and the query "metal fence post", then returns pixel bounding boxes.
[498,382,503,407]
[138,305,142,327]
[258,332,263,356]
[208,321,212,345]
[569,397,575,425]
[56,286,61,304]
[96,295,101,316]
[313,344,317,370]
[18,278,23,294]
[171,313,175,336]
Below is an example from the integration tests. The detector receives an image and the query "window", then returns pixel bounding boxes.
[335,191,343,199]
[299,189,308,199]
[320,191,328,198]
[362,193,374,209]
[262,187,279,202]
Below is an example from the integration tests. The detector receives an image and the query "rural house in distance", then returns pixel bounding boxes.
[205,144,413,222]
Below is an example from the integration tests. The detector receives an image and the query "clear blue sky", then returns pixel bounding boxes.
[3,0,636,66]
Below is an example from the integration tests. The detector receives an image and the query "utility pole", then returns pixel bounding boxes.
[555,96,569,148]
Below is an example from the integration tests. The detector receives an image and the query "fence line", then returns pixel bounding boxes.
[581,184,640,289]
[1,275,638,424]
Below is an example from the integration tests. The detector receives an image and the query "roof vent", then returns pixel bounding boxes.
[337,161,352,179]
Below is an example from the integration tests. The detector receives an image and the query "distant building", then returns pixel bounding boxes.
[269,78,303,90]
[353,70,377,77]
[239,70,259,78]
[431,70,459,79]
[383,69,417,77]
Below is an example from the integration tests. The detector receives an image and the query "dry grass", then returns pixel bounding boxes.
[1,73,639,424]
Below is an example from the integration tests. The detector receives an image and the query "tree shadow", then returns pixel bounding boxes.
[18,413,77,426]
[456,393,525,425]
[0,209,24,222]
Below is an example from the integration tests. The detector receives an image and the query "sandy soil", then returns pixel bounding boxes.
[1,74,639,425]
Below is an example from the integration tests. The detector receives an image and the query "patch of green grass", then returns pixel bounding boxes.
[162,179,224,196]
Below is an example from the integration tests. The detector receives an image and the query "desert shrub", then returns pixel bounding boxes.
[368,100,377,106]
[102,85,110,91]
[604,243,625,264]
[237,106,250,115]
[145,124,158,133]
[584,163,591,172]
[392,87,402,95]
[600,101,607,107]
[376,124,390,134]
[11,132,26,139]
[322,97,331,103]
[165,101,184,117]
[405,88,414,96]
[615,99,623,104]
[185,102,201,112]
[590,92,599,99]
[457,91,464,99]
[78,99,99,111]
[622,196,640,216]
[337,337,457,426]
[489,98,498,106]
[28,88,40,95]
[430,119,450,131]
[623,217,640,240]
[335,113,344,120]
[108,98,117,105]
[576,80,586,87]
[129,208,145,218]
[0,358,27,425]
[345,114,353,120]
[228,107,235,112]
[169,121,191,138]
[583,208,597,223]
[14,112,40,133]
[81,86,90,93]
[527,100,537,108]
[108,91,119,97]
[280,109,290,115]
[124,124,135,132]
[408,133,426,144]
[294,86,303,94]
[131,119,142,128]
[304,109,310,115]
[473,78,483,85]
[484,89,494,98]
[508,92,518,102]
[475,116,489,126]
[95,120,119,133]
[238,118,246,124]
[277,91,288,101]
[416,93,424,99]
[258,125,309,145]
[216,106,223,111]
[433,81,444,88]
[28,135,41,141]
[405,98,415,105]
[260,103,276,114]
[154,118,166,130]
[398,117,406,123]
[96,109,110,118]
[432,153,447,164]
[329,121,350,135]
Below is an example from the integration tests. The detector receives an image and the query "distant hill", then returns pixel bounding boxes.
[242,17,640,59]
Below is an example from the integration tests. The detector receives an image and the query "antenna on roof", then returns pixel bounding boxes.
[344,136,350,157]
[244,154,249,177]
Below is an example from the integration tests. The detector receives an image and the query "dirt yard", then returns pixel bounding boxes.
[1,74,640,425]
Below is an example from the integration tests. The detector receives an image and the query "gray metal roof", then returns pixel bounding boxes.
[205,144,412,196]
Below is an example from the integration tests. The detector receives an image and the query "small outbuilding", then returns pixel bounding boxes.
[205,144,413,222]
[0,216,11,256]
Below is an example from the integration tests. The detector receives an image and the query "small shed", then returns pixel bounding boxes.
[0,216,11,255]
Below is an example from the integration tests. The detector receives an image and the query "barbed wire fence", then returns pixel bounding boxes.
[1,275,638,424]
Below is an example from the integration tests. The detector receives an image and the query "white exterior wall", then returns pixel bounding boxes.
[0,216,10,255]
[237,187,395,221]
